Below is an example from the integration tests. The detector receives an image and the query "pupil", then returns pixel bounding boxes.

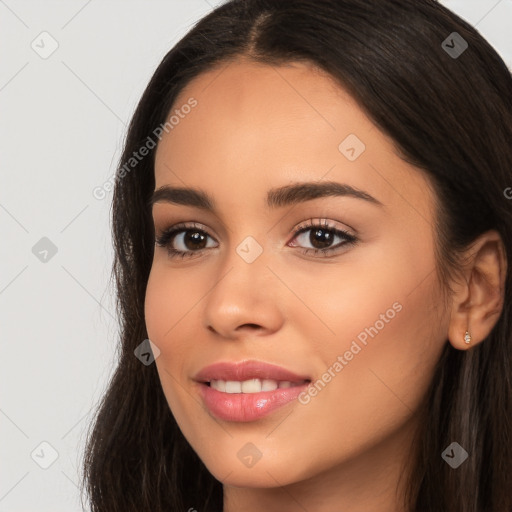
[311,228,332,249]
[185,231,207,250]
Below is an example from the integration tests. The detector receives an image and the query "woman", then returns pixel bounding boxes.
[81,1,512,510]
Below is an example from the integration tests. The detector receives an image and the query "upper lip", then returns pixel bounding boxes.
[194,360,311,383]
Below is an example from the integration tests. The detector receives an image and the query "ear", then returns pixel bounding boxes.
[448,230,507,350]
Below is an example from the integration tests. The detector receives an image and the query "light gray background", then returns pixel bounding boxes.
[1,1,511,510]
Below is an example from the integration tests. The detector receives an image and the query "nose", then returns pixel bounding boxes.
[202,242,285,340]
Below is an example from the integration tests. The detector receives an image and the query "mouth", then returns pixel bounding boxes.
[194,360,312,422]
[194,359,311,384]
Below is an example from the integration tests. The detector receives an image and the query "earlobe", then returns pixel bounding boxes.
[447,230,507,351]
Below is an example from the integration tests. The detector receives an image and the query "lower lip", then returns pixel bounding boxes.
[198,382,309,422]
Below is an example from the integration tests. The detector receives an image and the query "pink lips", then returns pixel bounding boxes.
[194,360,311,422]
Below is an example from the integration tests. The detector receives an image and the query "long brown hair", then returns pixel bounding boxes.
[81,1,512,510]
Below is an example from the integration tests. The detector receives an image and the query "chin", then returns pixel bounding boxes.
[188,434,319,489]
[204,456,305,488]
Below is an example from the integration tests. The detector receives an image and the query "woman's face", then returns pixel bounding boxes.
[145,58,449,490]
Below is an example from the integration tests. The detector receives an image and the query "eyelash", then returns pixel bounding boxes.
[154,219,357,260]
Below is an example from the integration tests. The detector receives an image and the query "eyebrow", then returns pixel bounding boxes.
[148,181,383,210]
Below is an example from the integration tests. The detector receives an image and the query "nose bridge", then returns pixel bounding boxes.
[211,232,269,305]
[202,231,284,337]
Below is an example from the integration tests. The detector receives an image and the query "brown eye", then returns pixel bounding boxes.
[289,219,357,257]
[155,223,218,259]
[177,230,209,251]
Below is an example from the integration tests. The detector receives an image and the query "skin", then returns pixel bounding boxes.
[144,57,506,512]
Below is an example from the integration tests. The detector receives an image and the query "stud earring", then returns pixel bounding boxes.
[464,330,472,345]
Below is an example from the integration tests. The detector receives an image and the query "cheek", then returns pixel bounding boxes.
[144,270,172,342]
[144,268,203,431]
[298,242,444,434]
[144,264,202,349]
[144,267,192,393]
[143,262,216,382]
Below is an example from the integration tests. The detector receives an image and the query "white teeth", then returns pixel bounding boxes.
[241,378,261,393]
[209,378,302,393]
[210,379,226,392]
[261,379,278,391]
[225,381,242,393]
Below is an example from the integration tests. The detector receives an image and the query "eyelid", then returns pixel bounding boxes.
[288,219,357,254]
[155,221,217,240]
[154,218,358,259]
[291,217,356,237]
[154,218,354,240]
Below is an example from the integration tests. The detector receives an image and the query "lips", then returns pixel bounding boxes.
[194,360,311,383]
[194,360,312,422]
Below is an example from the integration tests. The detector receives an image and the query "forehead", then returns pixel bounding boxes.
[153,58,435,223]
[155,58,375,167]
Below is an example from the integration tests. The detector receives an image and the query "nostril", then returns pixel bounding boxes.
[241,323,260,329]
